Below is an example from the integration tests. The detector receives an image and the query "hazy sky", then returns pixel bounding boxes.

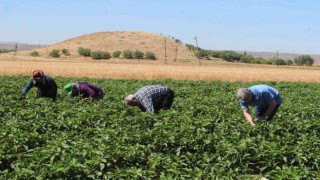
[1,0,319,54]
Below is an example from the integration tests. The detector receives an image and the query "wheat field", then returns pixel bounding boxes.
[1,55,320,82]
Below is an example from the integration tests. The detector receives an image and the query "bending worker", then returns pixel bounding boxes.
[124,85,174,114]
[22,70,58,101]
[64,82,104,100]
[236,84,282,126]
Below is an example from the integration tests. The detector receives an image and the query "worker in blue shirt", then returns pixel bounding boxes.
[21,70,58,101]
[236,84,282,126]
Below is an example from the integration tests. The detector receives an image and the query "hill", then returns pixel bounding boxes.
[22,31,197,62]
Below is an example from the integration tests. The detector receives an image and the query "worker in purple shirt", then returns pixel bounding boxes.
[21,70,58,101]
[236,84,282,126]
[64,82,104,100]
[124,85,174,114]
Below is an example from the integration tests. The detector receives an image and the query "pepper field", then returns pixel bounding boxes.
[1,76,320,179]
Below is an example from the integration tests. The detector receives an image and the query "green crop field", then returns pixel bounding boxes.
[1,76,320,179]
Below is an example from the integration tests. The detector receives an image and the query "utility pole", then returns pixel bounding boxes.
[276,50,279,68]
[164,37,167,64]
[174,45,178,62]
[194,36,201,65]
[14,42,18,56]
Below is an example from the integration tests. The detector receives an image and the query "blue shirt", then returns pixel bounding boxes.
[240,85,282,110]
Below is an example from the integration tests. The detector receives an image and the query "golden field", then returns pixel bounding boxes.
[1,55,320,82]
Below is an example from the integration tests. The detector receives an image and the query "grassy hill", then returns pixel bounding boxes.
[21,31,197,62]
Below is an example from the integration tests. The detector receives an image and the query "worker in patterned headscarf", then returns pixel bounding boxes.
[21,70,58,101]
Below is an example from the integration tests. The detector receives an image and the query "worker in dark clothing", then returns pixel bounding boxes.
[21,70,58,101]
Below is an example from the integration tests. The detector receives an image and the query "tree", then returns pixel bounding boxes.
[122,50,134,59]
[30,51,39,57]
[294,55,314,66]
[219,51,242,62]
[78,47,91,57]
[133,50,144,59]
[240,55,254,63]
[145,51,156,60]
[62,48,70,56]
[49,49,60,58]
[112,51,121,58]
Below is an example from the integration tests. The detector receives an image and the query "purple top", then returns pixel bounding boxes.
[71,82,103,99]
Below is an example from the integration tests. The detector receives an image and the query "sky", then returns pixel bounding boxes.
[1,0,320,55]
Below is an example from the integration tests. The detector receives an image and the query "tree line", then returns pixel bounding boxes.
[185,44,315,66]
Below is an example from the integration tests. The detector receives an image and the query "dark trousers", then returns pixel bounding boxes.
[162,88,174,110]
[254,103,281,121]
[36,82,58,101]
[154,88,175,113]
